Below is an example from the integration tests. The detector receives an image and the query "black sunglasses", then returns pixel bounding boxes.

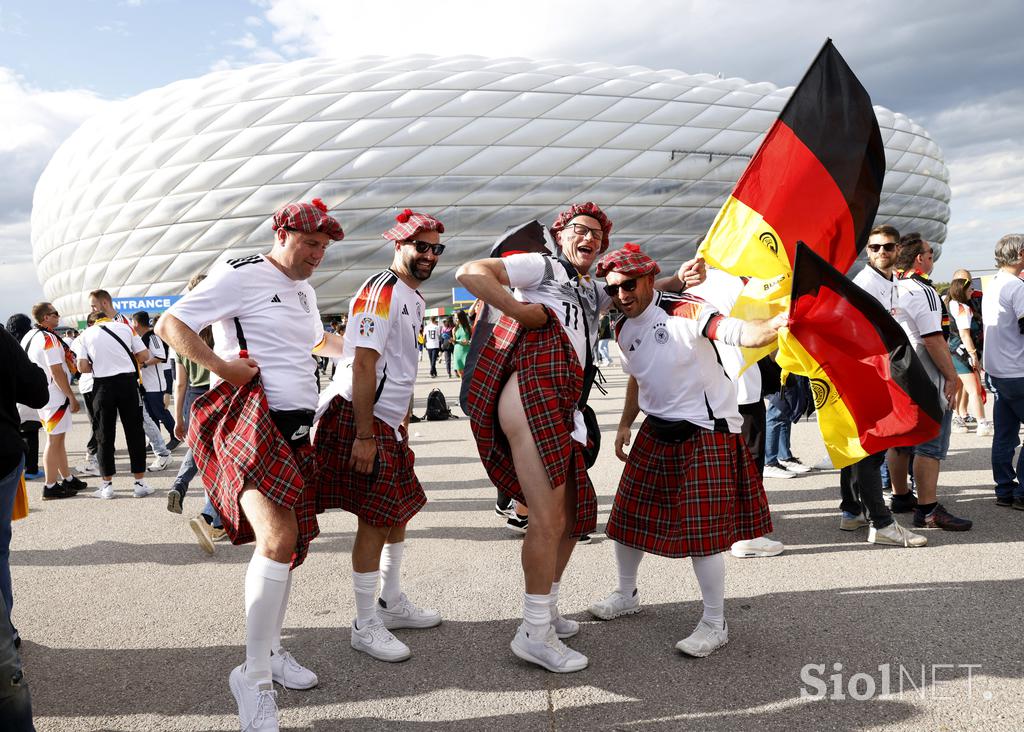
[603,279,639,297]
[867,243,896,253]
[404,240,446,256]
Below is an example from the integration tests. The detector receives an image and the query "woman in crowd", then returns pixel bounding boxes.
[439,317,455,378]
[452,310,472,380]
[945,270,992,436]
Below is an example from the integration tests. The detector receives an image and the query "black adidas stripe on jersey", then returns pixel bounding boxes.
[228,254,263,269]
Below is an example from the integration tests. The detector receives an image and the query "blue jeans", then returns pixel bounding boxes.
[143,390,176,437]
[764,400,793,465]
[0,457,23,620]
[990,375,1024,499]
[171,385,221,528]
[0,578,32,731]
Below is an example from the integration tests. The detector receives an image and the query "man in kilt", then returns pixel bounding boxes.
[589,243,782,658]
[157,199,345,732]
[313,209,445,663]
[457,203,706,673]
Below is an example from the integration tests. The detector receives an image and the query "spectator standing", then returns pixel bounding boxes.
[453,310,472,379]
[981,234,1024,508]
[424,317,440,377]
[5,315,43,481]
[0,325,47,731]
[763,375,813,479]
[596,314,612,366]
[69,313,102,478]
[945,270,991,435]
[21,303,85,499]
[440,317,454,378]
[133,311,180,449]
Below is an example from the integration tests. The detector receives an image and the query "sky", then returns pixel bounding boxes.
[1,0,1021,318]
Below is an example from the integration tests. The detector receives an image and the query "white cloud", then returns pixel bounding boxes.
[0,68,112,317]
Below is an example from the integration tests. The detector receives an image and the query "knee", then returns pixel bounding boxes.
[526,507,567,541]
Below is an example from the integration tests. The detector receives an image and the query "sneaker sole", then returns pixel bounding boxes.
[167,491,183,514]
[271,674,319,690]
[729,544,784,558]
[379,615,442,630]
[868,535,927,547]
[189,520,215,555]
[506,523,528,535]
[509,639,588,673]
[675,637,728,658]
[839,522,870,531]
[350,638,411,662]
[134,490,155,498]
[588,604,641,621]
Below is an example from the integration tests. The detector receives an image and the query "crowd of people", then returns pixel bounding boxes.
[2,194,1021,731]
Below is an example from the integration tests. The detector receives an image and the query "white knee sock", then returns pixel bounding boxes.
[352,570,380,627]
[614,541,645,596]
[691,553,726,629]
[270,571,293,655]
[379,541,405,607]
[244,553,291,685]
[523,592,551,637]
[549,581,562,621]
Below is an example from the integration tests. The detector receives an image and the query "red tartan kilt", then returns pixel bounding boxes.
[464,312,596,538]
[311,396,425,526]
[606,420,773,557]
[187,378,319,569]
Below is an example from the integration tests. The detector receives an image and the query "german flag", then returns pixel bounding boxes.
[697,39,885,280]
[776,244,943,468]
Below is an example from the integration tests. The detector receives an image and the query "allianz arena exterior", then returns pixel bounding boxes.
[31,55,951,319]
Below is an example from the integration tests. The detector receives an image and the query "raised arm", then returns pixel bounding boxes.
[456,258,548,330]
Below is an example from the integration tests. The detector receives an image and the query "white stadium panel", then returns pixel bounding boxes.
[31,55,951,320]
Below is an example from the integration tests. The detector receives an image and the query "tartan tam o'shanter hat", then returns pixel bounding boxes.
[272,199,345,241]
[596,242,661,278]
[383,209,445,241]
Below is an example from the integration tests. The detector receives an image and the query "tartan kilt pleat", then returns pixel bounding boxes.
[311,396,425,526]
[187,378,319,569]
[464,310,597,538]
[606,420,772,557]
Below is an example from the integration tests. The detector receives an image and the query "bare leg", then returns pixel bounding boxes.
[498,373,568,595]
[43,432,66,484]
[912,456,939,505]
[887,449,911,496]
[554,470,578,583]
[239,486,298,563]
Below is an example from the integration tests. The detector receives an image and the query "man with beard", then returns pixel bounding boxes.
[313,209,445,663]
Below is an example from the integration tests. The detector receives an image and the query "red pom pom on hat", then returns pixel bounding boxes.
[311,198,328,212]
[623,242,640,252]
[396,208,413,223]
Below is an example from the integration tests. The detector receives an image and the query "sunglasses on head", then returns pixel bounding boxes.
[603,279,639,297]
[867,243,896,252]
[403,240,446,256]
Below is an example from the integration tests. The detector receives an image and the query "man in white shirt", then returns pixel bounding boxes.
[22,302,84,499]
[590,243,779,657]
[423,317,440,377]
[157,198,345,732]
[888,234,971,531]
[314,209,445,664]
[981,233,1024,508]
[75,313,155,499]
[842,225,927,546]
[132,311,179,450]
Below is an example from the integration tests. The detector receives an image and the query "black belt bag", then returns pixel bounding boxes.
[270,409,315,447]
[645,415,700,443]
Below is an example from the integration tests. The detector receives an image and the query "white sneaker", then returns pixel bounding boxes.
[510,623,588,673]
[552,614,579,639]
[812,457,835,471]
[270,649,318,690]
[229,664,279,732]
[730,537,785,558]
[92,483,115,500]
[189,516,215,555]
[350,616,411,662]
[589,589,641,620]
[377,594,442,629]
[778,458,811,474]
[976,421,994,437]
[951,415,969,434]
[763,464,794,479]
[133,480,155,498]
[676,619,729,657]
[77,460,99,477]
[839,513,870,531]
[148,454,172,472]
[868,521,927,547]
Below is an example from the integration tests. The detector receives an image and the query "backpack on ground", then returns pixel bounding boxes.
[425,388,453,421]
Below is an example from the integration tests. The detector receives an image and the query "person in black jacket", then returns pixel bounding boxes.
[0,324,47,730]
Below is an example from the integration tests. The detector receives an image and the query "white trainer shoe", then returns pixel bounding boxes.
[92,483,115,500]
[675,619,729,657]
[377,594,442,629]
[147,454,172,472]
[350,616,411,662]
[868,521,927,547]
[730,537,784,558]
[229,664,279,732]
[778,458,811,474]
[270,648,318,690]
[763,463,795,479]
[589,589,641,620]
[976,421,994,437]
[510,623,588,673]
[551,614,579,639]
[77,460,100,477]
[839,513,870,531]
[133,480,155,498]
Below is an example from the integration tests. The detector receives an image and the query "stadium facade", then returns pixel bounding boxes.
[31,55,951,319]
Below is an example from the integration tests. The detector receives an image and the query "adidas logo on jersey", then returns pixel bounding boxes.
[270,294,282,303]
[402,304,409,315]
